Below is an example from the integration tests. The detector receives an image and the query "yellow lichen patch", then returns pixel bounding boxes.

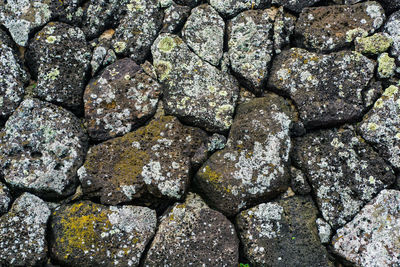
[383,85,399,97]
[374,98,384,108]
[202,165,223,184]
[158,36,176,53]
[368,122,379,131]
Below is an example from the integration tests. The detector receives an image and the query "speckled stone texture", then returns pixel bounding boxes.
[209,0,271,18]
[0,193,50,266]
[50,201,157,266]
[0,183,11,215]
[272,0,321,12]
[384,11,400,67]
[161,2,191,33]
[144,193,239,266]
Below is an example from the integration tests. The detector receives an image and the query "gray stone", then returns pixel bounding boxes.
[161,2,191,33]
[293,126,396,228]
[90,29,117,76]
[384,11,400,66]
[152,33,239,132]
[316,218,332,244]
[195,95,293,217]
[182,4,224,66]
[290,166,311,195]
[209,0,271,18]
[0,193,50,266]
[174,0,202,7]
[0,98,89,198]
[333,189,400,267]
[236,196,333,267]
[0,183,11,215]
[272,0,321,13]
[144,193,239,266]
[378,0,400,12]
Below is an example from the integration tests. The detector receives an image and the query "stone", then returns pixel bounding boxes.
[0,193,50,266]
[292,126,396,228]
[209,0,271,18]
[26,22,91,112]
[290,166,311,195]
[333,189,400,267]
[84,58,161,142]
[0,183,11,215]
[358,85,400,170]
[112,0,163,63]
[236,196,333,267]
[90,29,117,76]
[182,4,224,66]
[152,33,239,132]
[195,95,293,217]
[355,32,393,55]
[273,7,296,54]
[174,0,201,7]
[271,0,321,13]
[384,11,400,66]
[268,48,375,128]
[0,29,29,120]
[295,2,385,52]
[161,2,191,33]
[144,193,239,266]
[78,116,207,205]
[316,218,332,244]
[378,0,400,12]
[0,98,89,198]
[377,52,396,79]
[50,201,157,266]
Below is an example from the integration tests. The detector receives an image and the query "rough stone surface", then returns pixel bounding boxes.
[316,218,332,244]
[195,95,293,217]
[378,0,400,12]
[377,52,396,79]
[0,29,29,119]
[293,126,396,228]
[161,2,191,33]
[355,32,393,55]
[0,183,11,215]
[290,166,311,195]
[0,98,89,198]
[0,193,50,266]
[78,116,207,205]
[152,33,239,132]
[268,48,376,128]
[26,22,91,112]
[90,29,117,76]
[144,193,239,266]
[174,0,201,7]
[272,0,321,12]
[51,201,157,266]
[333,189,400,267]
[236,196,333,267]
[295,2,385,52]
[84,58,161,142]
[209,0,271,18]
[182,4,224,66]
[384,11,400,66]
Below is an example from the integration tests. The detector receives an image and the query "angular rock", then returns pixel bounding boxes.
[268,48,375,128]
[0,29,29,119]
[152,33,239,132]
[174,0,201,7]
[295,2,385,52]
[293,126,396,228]
[182,4,224,66]
[359,85,400,170]
[78,116,207,205]
[377,52,396,79]
[0,98,89,198]
[333,189,400,267]
[0,183,11,215]
[84,58,161,142]
[355,33,393,55]
[161,2,191,33]
[144,193,239,266]
[273,7,296,54]
[112,0,163,62]
[290,166,311,195]
[378,0,400,12]
[272,0,320,13]
[51,201,156,266]
[236,196,333,267]
[195,95,293,217]
[209,0,271,18]
[384,11,400,66]
[0,193,50,266]
[316,218,332,244]
[26,22,91,112]
[90,29,117,76]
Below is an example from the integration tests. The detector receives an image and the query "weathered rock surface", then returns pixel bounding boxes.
[161,2,191,33]
[377,52,396,78]
[84,58,161,141]
[152,33,239,132]
[384,11,400,66]
[0,98,88,198]
[272,0,321,12]
[90,29,117,76]
[195,95,293,217]
[316,218,332,244]
[174,0,201,7]
[293,126,396,228]
[78,116,207,205]
[290,166,311,195]
[236,196,333,267]
[268,48,375,128]
[182,4,224,66]
[0,193,50,266]
[209,0,271,18]
[333,189,400,267]
[144,193,239,266]
[51,201,157,266]
[26,22,91,112]
[354,32,393,55]
[295,2,385,52]
[378,0,400,12]
[0,183,11,215]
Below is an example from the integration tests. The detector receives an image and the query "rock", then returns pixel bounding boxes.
[174,0,201,7]
[152,33,239,132]
[112,0,163,63]
[0,183,11,215]
[355,33,393,55]
[26,22,91,112]
[273,7,296,54]
[295,2,385,52]
[316,218,332,244]
[182,4,224,66]
[78,116,207,205]
[209,0,271,18]
[384,11,400,66]
[290,166,311,195]
[191,133,227,169]
[90,29,117,76]
[0,0,52,46]
[194,95,293,217]
[49,0,84,25]
[0,98,89,198]
[378,0,400,12]
[377,52,396,79]
[358,85,400,170]
[293,126,396,228]
[0,193,50,266]
[158,0,173,8]
[236,196,333,267]
[268,48,375,128]
[271,0,321,13]
[144,193,239,266]
[0,29,29,120]
[84,58,161,142]
[50,201,157,266]
[333,189,400,267]
[161,2,191,33]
